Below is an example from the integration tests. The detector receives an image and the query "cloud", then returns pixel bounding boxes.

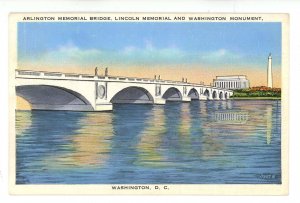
[48,42,103,64]
[20,41,245,68]
[199,49,242,63]
[123,46,137,54]
[210,49,227,57]
[145,40,154,50]
[119,45,185,64]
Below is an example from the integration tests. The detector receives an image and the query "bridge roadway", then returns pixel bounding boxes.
[15,69,233,111]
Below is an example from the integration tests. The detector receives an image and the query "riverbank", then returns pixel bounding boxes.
[232,86,281,99]
[231,97,281,100]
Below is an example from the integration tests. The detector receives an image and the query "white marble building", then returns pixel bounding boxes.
[213,75,250,89]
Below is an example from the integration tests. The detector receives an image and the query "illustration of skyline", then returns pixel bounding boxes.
[18,22,282,87]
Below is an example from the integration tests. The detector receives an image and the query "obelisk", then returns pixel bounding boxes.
[267,53,273,88]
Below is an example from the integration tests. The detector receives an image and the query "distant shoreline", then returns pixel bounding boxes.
[231,87,281,100]
[231,97,281,100]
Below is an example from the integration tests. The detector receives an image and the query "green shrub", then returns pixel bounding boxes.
[232,88,281,97]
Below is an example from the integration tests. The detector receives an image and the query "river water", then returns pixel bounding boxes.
[16,100,281,184]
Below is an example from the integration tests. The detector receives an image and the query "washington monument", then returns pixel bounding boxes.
[267,53,273,88]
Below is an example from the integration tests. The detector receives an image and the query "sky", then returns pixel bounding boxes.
[18,22,282,87]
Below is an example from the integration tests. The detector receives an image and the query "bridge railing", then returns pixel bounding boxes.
[16,69,187,83]
[15,69,233,92]
[44,72,63,77]
[16,70,42,76]
[16,70,188,83]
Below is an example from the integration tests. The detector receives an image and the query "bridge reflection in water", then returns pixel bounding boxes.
[213,111,249,124]
[135,106,167,168]
[17,111,114,174]
[16,100,281,184]
[46,112,114,168]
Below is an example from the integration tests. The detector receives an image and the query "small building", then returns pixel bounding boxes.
[213,75,250,89]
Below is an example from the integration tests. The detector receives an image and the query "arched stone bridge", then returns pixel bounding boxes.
[15,70,233,111]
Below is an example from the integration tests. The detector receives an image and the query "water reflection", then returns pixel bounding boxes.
[50,112,114,168]
[135,106,167,167]
[17,111,114,174]
[16,100,281,184]
[266,105,273,145]
[205,100,277,145]
[214,111,249,124]
[16,110,32,136]
[178,103,192,154]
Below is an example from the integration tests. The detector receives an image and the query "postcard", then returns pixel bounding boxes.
[9,13,289,195]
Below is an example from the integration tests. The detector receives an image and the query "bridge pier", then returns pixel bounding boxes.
[154,98,166,105]
[199,94,208,100]
[207,95,213,100]
[94,102,113,111]
[182,96,191,102]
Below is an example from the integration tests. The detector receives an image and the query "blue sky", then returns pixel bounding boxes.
[18,22,281,69]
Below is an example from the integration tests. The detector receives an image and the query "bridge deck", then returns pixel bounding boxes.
[15,69,232,92]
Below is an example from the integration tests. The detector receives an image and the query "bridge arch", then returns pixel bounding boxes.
[162,87,182,101]
[212,90,217,99]
[219,91,224,100]
[188,88,199,100]
[16,85,94,111]
[110,86,154,104]
[203,89,210,98]
[203,89,210,96]
[225,92,228,99]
